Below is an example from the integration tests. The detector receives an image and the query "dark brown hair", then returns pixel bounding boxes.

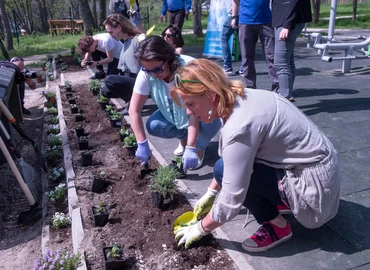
[77,36,94,55]
[161,24,184,48]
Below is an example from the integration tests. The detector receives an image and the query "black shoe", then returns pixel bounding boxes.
[90,71,106,80]
[22,107,31,115]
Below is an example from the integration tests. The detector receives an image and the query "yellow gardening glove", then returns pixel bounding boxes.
[175,221,208,249]
[194,188,219,217]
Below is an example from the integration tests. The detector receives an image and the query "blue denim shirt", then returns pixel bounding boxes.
[161,0,192,15]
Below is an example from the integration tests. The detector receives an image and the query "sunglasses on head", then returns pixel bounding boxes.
[141,61,165,74]
[174,73,202,88]
[163,33,173,38]
[10,57,24,63]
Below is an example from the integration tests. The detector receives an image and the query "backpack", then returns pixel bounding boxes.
[0,60,25,84]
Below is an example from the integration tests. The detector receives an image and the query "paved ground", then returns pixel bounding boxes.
[141,31,370,270]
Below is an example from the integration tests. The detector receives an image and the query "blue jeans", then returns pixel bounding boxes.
[239,24,279,92]
[146,110,221,150]
[274,23,305,98]
[221,16,235,70]
[213,158,284,224]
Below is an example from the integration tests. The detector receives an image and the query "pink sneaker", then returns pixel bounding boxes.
[242,221,292,252]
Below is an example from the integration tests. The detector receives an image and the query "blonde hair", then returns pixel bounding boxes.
[103,13,141,37]
[170,59,245,118]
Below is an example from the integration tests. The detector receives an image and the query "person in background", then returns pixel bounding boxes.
[10,57,36,115]
[161,24,184,54]
[101,14,142,112]
[171,59,341,252]
[232,0,279,92]
[128,36,221,172]
[271,0,312,102]
[78,33,123,79]
[109,0,146,33]
[159,0,192,30]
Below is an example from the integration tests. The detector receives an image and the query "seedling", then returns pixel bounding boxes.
[109,111,122,121]
[148,165,179,200]
[98,94,110,103]
[65,80,71,88]
[107,244,123,260]
[96,202,107,214]
[123,133,136,147]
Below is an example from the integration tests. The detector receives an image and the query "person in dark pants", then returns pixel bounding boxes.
[10,57,36,115]
[77,33,122,79]
[159,0,192,30]
[101,14,142,111]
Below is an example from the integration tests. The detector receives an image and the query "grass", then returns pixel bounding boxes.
[307,3,370,29]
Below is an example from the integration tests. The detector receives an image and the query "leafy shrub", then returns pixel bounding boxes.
[148,165,179,199]
[46,183,67,202]
[33,249,80,270]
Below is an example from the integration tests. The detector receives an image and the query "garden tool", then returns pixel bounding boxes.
[0,129,42,223]
[0,100,47,172]
[173,211,198,232]
[139,162,155,180]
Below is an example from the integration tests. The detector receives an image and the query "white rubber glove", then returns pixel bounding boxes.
[194,188,219,217]
[174,221,209,249]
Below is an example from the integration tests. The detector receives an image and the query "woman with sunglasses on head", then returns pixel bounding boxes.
[162,24,184,54]
[129,36,221,172]
[101,13,142,107]
[171,59,341,251]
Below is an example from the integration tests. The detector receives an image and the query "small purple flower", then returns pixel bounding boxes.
[60,259,65,265]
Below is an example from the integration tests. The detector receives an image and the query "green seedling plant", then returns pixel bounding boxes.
[65,80,71,88]
[88,79,101,91]
[148,165,179,200]
[98,94,110,103]
[94,170,108,180]
[171,156,183,169]
[109,111,122,121]
[49,134,62,147]
[105,105,114,113]
[46,183,67,202]
[107,244,123,260]
[123,133,136,147]
[46,146,62,161]
[78,136,88,142]
[48,167,65,182]
[43,90,56,98]
[49,116,59,124]
[48,73,54,81]
[60,62,68,70]
[48,106,57,114]
[48,124,60,134]
[120,126,130,136]
[96,202,107,214]
[70,103,78,108]
[52,212,71,228]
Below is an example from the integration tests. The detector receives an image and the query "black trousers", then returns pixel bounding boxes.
[91,50,119,75]
[168,9,185,30]
[213,157,284,224]
[102,74,136,102]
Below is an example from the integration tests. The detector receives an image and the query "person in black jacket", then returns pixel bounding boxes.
[271,0,312,102]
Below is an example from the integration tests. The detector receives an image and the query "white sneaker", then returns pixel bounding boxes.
[173,143,185,156]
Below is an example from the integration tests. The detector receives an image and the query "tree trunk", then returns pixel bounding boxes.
[192,0,203,37]
[92,0,98,28]
[99,0,106,27]
[78,0,95,35]
[0,0,14,51]
[311,0,321,24]
[38,0,49,33]
[352,0,357,21]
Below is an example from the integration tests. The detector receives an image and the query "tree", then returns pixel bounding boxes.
[192,0,203,37]
[37,0,49,33]
[352,0,357,21]
[99,0,107,27]
[0,0,13,51]
[311,0,320,24]
[78,0,95,35]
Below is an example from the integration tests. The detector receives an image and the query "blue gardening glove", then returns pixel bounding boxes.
[136,139,151,166]
[194,188,219,217]
[174,221,208,249]
[182,147,198,173]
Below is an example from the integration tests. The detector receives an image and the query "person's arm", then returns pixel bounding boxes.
[186,114,199,146]
[175,47,184,54]
[128,91,148,143]
[81,52,92,67]
[99,49,114,65]
[160,0,167,17]
[185,0,192,13]
[25,78,36,90]
[231,0,239,29]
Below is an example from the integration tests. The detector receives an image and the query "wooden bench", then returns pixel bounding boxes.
[48,20,83,36]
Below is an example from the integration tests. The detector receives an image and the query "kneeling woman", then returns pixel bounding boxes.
[171,59,341,252]
[129,37,221,172]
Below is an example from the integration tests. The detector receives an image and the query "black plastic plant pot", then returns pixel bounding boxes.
[68,98,76,104]
[66,86,72,92]
[99,102,109,111]
[92,206,109,227]
[119,133,128,142]
[102,246,125,270]
[106,111,112,118]
[81,152,92,166]
[75,114,84,122]
[75,127,85,137]
[78,140,89,150]
[125,145,137,156]
[151,192,172,210]
[109,119,122,128]
[92,88,100,96]
[170,161,186,179]
[71,107,78,114]
[91,177,107,193]
[66,93,73,99]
